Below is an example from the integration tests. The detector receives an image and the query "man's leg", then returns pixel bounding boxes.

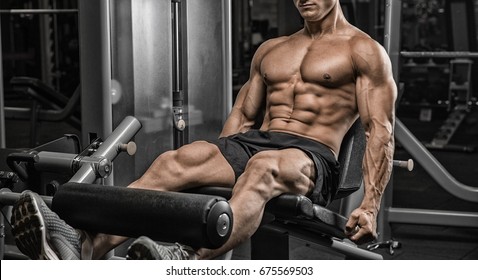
[128,148,317,260]
[90,141,237,258]
[12,140,236,259]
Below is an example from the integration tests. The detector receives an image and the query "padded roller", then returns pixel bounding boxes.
[52,183,233,249]
[189,186,348,238]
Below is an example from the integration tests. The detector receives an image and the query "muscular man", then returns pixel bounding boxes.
[11,0,396,260]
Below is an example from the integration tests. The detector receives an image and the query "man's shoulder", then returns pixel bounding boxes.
[259,36,290,49]
[345,29,387,60]
[344,27,379,49]
[252,36,291,61]
[345,29,392,74]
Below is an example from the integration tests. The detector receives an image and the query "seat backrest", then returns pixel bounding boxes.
[334,118,366,200]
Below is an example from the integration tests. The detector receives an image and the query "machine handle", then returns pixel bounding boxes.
[393,159,414,171]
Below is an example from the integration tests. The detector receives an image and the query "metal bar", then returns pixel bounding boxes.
[68,116,141,184]
[0,189,52,207]
[78,0,113,168]
[270,224,383,260]
[401,51,478,58]
[383,0,402,83]
[172,0,185,148]
[172,1,181,94]
[0,206,4,259]
[380,0,402,242]
[39,1,54,90]
[387,207,478,228]
[395,119,478,202]
[33,152,76,174]
[0,18,5,148]
[0,9,78,14]
[222,0,233,121]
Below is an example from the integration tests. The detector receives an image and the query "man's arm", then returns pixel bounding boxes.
[220,39,280,137]
[345,38,397,244]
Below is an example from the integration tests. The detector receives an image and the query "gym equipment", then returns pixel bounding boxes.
[0,9,78,14]
[6,116,140,186]
[2,112,416,259]
[191,119,412,260]
[400,52,477,152]
[380,0,478,240]
[0,116,233,257]
[0,22,5,148]
[51,183,232,249]
[5,77,81,146]
[0,116,344,259]
[106,0,232,186]
[2,113,416,260]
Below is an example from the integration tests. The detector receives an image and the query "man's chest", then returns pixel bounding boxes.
[260,39,356,88]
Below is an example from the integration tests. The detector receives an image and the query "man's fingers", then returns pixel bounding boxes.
[345,211,378,244]
[344,215,359,234]
[345,223,360,235]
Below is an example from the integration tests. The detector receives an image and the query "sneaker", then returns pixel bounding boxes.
[11,190,82,260]
[126,236,196,260]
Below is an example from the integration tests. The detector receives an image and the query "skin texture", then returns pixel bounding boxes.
[90,0,396,259]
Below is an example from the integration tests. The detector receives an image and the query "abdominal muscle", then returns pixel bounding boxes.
[258,84,358,157]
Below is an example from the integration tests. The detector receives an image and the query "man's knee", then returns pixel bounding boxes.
[234,152,282,199]
[238,150,313,197]
[245,152,280,182]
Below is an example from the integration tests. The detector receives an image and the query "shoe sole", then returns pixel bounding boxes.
[11,192,59,260]
[127,237,161,260]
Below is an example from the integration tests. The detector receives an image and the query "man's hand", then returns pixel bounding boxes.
[344,207,378,244]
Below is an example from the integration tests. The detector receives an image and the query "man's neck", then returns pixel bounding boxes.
[303,5,347,39]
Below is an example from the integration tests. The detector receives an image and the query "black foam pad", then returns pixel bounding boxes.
[52,183,233,249]
[189,186,348,238]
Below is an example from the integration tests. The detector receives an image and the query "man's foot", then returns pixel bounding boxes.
[11,190,82,260]
[126,236,196,260]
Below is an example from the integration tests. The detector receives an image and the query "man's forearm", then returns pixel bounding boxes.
[361,129,395,214]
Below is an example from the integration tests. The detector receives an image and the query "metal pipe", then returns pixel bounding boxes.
[33,152,77,174]
[401,51,478,58]
[395,119,478,202]
[172,1,181,95]
[383,0,402,83]
[0,205,4,259]
[387,207,478,228]
[79,0,113,153]
[222,0,233,120]
[270,224,383,260]
[68,116,141,184]
[0,9,78,14]
[172,0,185,148]
[0,188,52,207]
[0,18,5,148]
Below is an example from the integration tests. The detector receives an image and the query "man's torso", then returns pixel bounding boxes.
[258,27,369,155]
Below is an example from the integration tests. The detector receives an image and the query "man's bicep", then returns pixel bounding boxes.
[221,68,266,136]
[233,72,266,119]
[354,42,397,130]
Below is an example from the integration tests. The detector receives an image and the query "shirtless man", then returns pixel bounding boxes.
[11,0,396,260]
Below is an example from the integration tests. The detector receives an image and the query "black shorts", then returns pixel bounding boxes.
[209,130,340,206]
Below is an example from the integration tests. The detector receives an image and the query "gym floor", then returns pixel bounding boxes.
[3,108,478,260]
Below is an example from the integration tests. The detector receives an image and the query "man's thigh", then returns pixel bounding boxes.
[242,148,317,197]
[177,140,237,187]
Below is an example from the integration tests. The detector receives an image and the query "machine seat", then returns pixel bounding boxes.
[190,118,366,240]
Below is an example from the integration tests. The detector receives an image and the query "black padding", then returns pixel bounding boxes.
[190,186,348,238]
[335,119,365,199]
[52,183,233,249]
